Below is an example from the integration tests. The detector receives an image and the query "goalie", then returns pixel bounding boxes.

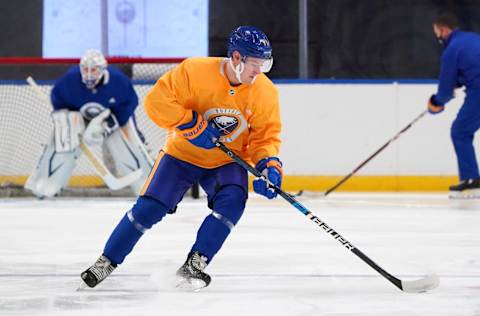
[25,49,154,198]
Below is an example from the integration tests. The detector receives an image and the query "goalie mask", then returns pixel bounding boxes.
[227,26,273,83]
[80,49,107,89]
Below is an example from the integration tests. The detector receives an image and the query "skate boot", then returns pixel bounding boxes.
[176,251,211,291]
[80,255,116,288]
[449,178,480,199]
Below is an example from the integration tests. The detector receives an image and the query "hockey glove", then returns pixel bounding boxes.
[177,111,220,149]
[83,109,119,146]
[253,157,283,199]
[428,95,444,115]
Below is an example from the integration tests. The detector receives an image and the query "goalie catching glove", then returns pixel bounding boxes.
[83,109,119,146]
[177,111,220,149]
[253,157,283,199]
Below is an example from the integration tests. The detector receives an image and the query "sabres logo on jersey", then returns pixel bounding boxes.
[212,116,239,135]
[204,108,248,143]
[80,102,106,120]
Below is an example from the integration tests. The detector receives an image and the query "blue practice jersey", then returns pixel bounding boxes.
[434,29,480,105]
[51,66,138,126]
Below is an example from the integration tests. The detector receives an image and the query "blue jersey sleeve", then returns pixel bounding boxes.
[113,79,138,126]
[50,67,83,110]
[51,83,65,110]
[433,47,458,105]
[105,67,138,126]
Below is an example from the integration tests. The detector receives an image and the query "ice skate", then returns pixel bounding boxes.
[176,251,211,291]
[449,178,480,199]
[80,255,116,289]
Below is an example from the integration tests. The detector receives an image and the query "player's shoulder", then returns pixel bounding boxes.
[247,75,279,109]
[450,30,480,46]
[252,74,278,95]
[445,30,480,57]
[105,66,133,90]
[107,66,129,80]
[255,73,276,88]
[63,66,82,79]
[55,66,81,87]
[180,57,223,71]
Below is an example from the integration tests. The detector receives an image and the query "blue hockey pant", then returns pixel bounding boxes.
[451,92,480,180]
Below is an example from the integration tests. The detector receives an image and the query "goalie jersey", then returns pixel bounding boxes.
[144,57,281,168]
[51,66,138,126]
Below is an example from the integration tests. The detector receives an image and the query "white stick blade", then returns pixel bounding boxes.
[104,169,143,190]
[401,274,439,293]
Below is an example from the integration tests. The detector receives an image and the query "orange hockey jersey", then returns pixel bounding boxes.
[144,57,281,169]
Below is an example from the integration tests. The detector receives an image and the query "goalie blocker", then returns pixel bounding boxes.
[25,109,154,198]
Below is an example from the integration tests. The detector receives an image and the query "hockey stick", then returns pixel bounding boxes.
[26,76,142,190]
[215,141,439,293]
[78,142,142,190]
[323,110,428,197]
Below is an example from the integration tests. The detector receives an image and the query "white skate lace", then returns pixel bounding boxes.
[90,256,115,281]
[190,253,208,272]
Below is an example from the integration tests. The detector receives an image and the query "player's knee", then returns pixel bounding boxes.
[211,185,247,227]
[451,119,475,140]
[129,195,168,231]
[451,127,470,142]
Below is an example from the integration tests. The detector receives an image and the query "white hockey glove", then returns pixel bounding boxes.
[83,109,119,146]
[51,110,85,152]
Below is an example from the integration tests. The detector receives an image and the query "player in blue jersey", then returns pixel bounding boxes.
[25,49,153,198]
[428,12,480,198]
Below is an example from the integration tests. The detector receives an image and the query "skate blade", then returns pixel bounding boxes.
[449,188,480,199]
[175,276,207,292]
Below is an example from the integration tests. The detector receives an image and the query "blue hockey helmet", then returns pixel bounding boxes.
[227,26,273,67]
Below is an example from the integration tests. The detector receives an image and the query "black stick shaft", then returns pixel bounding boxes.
[324,110,428,196]
[215,141,403,291]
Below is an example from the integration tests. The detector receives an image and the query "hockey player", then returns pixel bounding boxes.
[428,12,480,198]
[25,49,153,198]
[80,26,282,290]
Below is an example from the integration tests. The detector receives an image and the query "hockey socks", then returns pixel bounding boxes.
[103,196,168,265]
[190,185,246,262]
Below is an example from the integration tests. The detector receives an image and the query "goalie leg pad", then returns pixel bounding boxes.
[25,135,80,198]
[51,110,85,153]
[103,196,168,265]
[103,119,154,195]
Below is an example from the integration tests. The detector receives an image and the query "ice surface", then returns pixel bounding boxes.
[0,193,479,316]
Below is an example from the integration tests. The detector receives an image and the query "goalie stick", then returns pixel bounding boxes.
[215,141,439,293]
[26,76,142,190]
[78,142,142,190]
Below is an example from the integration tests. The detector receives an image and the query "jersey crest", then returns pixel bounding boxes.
[213,116,238,135]
[80,102,106,120]
[204,108,247,143]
